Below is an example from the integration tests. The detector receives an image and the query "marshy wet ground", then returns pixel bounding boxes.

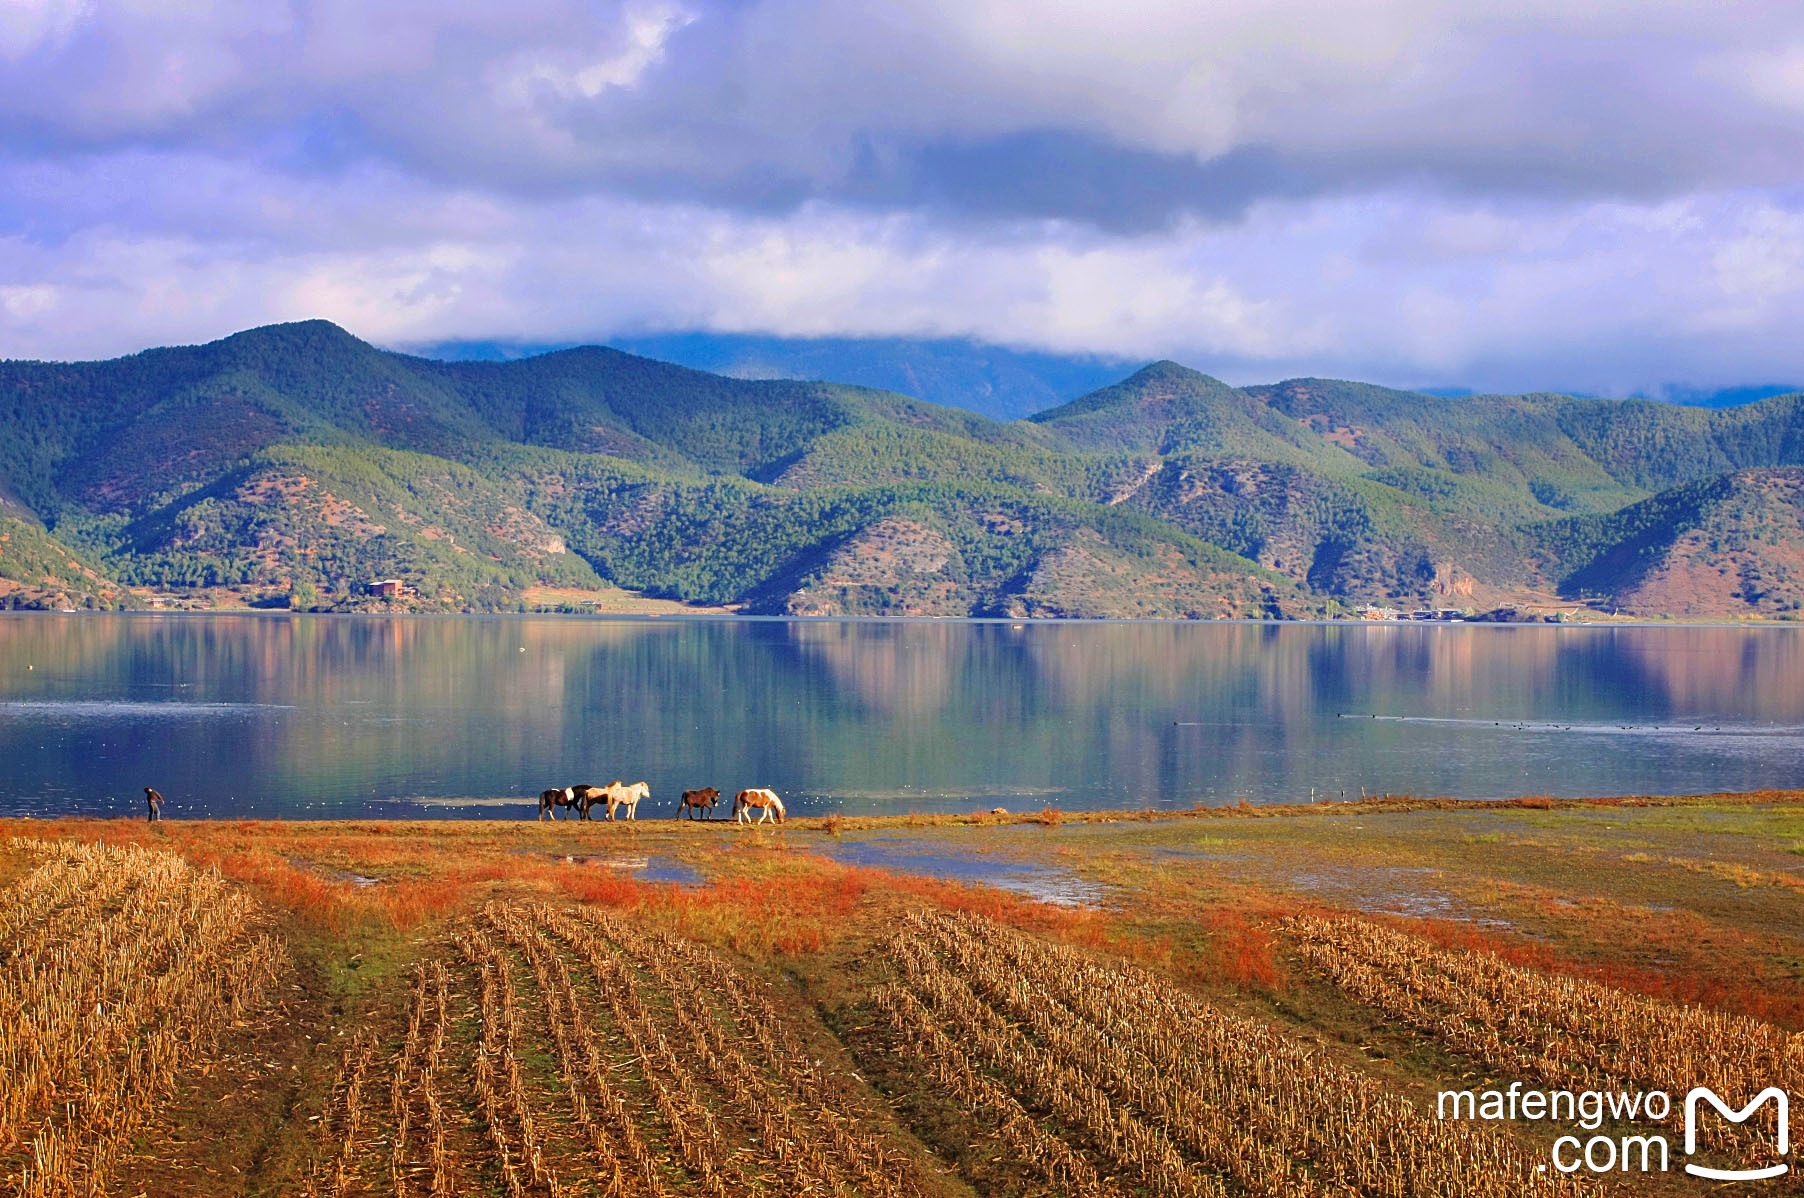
[812,835,1106,907]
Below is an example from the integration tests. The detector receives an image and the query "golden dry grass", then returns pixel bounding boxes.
[5,793,1803,1195]
[0,839,285,1197]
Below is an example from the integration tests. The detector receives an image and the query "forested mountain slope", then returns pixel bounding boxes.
[2,321,1800,618]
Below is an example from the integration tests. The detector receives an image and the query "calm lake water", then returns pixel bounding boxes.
[1,614,1802,820]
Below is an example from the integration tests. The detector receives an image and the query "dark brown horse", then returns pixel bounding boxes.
[677,787,720,820]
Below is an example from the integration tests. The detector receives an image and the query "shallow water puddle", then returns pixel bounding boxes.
[283,856,385,886]
[534,851,703,885]
[1280,864,1472,920]
[815,836,1106,907]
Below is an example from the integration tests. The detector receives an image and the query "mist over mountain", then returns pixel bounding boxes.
[4,321,1803,619]
[415,333,1137,422]
[420,333,1793,424]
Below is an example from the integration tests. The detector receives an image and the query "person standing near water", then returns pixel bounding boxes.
[144,787,164,823]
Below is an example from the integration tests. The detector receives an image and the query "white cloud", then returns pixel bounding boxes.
[1723,42,1804,113]
[2,2,1804,395]
[5,153,1804,398]
[0,1,1800,202]
[0,0,90,61]
[1700,202,1804,339]
[501,2,693,102]
[0,282,59,319]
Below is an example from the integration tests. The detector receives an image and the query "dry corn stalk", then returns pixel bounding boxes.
[875,909,1594,1198]
[1,839,286,1198]
[1288,913,1804,1179]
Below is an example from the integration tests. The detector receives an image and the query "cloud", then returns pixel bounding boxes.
[4,145,1804,398]
[1,2,1804,394]
[5,2,1803,214]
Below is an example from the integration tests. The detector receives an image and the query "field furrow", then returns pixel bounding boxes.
[0,839,287,1198]
[1288,913,1804,1180]
[301,901,929,1195]
[871,908,1590,1198]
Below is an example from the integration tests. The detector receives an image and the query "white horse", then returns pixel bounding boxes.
[604,780,650,821]
[733,788,785,825]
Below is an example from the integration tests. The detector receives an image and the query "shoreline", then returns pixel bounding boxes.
[9,787,1801,833]
[5,608,1804,629]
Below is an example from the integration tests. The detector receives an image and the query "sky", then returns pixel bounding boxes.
[3,1,1804,396]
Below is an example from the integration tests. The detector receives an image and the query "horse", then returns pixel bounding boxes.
[604,781,651,821]
[538,786,579,820]
[568,784,610,820]
[677,787,720,820]
[733,788,785,825]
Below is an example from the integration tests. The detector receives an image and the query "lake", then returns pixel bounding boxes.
[1,614,1802,820]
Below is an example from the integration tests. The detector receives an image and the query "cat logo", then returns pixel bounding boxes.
[1684,1087,1789,1180]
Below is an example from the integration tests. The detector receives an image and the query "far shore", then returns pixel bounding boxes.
[7,607,1804,628]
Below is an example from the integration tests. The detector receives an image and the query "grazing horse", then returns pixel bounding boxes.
[677,787,720,820]
[733,788,785,825]
[538,786,579,820]
[604,781,651,821]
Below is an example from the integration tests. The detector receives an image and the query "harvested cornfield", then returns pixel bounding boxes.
[307,901,928,1197]
[0,838,287,1198]
[1287,913,1799,1181]
[866,909,1587,1198]
[14,801,1797,1196]
[869,909,1594,1198]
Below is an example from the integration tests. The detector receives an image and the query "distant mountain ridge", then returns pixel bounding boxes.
[416,333,1141,422]
[418,332,1796,423]
[3,320,1803,619]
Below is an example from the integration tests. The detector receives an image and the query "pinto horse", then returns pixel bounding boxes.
[603,781,650,820]
[677,787,720,820]
[538,787,579,820]
[733,788,785,825]
[568,784,610,820]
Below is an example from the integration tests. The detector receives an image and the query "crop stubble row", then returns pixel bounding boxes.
[0,839,286,1198]
[1288,913,1804,1180]
[870,908,1590,1198]
[312,902,922,1196]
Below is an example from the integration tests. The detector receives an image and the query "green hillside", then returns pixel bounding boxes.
[4,321,1803,618]
[0,515,126,609]
[1536,468,1804,616]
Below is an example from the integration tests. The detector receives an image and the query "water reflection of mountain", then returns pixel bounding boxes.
[2,616,1802,818]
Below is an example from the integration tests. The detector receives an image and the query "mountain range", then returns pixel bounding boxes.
[3,320,1804,619]
[421,332,1137,423]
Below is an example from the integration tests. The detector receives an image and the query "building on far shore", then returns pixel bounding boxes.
[367,579,417,598]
